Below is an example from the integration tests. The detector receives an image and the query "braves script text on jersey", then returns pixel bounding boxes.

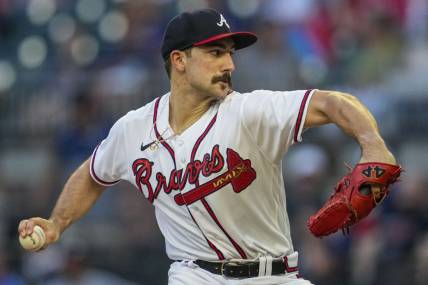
[90,89,315,284]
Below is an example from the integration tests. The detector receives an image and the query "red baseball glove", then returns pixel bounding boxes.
[307,162,402,237]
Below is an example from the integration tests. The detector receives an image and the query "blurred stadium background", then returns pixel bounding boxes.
[0,0,427,284]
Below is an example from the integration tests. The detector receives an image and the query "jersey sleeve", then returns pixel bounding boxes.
[241,89,315,163]
[89,117,128,186]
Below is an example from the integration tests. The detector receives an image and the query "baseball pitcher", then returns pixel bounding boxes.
[18,9,401,285]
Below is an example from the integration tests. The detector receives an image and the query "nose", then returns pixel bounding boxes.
[222,52,235,73]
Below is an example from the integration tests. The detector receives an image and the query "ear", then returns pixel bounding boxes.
[170,50,187,73]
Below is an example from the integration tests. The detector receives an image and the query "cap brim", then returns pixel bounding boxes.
[193,32,258,50]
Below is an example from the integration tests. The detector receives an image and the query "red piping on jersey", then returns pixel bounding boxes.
[188,211,225,260]
[153,96,225,261]
[153,97,176,166]
[189,113,218,165]
[90,143,120,186]
[293,89,313,143]
[188,114,248,260]
[201,198,247,259]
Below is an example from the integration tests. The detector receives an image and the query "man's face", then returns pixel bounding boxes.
[183,38,236,99]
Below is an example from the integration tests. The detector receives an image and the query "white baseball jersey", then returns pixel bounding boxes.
[90,89,315,262]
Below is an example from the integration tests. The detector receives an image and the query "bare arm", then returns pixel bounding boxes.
[18,158,106,248]
[305,90,396,164]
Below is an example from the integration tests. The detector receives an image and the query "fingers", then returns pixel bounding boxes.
[18,217,58,253]
[371,185,383,203]
[18,217,46,238]
[18,219,33,238]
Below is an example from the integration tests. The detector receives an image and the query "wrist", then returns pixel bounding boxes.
[48,217,68,237]
[357,134,396,164]
[360,147,396,164]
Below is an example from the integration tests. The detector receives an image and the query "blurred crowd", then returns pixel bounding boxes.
[0,0,427,284]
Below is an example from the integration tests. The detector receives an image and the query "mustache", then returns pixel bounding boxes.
[212,73,232,87]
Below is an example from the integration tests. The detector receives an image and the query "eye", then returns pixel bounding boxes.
[209,49,221,56]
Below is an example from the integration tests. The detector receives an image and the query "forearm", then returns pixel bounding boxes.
[306,91,396,164]
[49,158,106,234]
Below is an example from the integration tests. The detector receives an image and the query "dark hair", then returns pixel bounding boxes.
[164,48,192,79]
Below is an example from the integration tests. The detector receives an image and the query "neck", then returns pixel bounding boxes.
[169,81,217,135]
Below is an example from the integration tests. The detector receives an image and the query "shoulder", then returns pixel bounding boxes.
[222,89,307,107]
[225,89,306,100]
[221,90,270,105]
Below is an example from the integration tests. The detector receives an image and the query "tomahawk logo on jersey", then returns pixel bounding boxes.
[132,144,256,204]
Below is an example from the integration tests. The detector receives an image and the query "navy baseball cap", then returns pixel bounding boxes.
[161,9,258,60]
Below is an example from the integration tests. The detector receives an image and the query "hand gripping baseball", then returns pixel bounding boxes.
[18,217,61,251]
[307,162,402,237]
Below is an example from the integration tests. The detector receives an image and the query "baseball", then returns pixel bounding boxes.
[19,225,46,251]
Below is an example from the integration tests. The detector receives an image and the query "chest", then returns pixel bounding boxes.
[128,114,257,206]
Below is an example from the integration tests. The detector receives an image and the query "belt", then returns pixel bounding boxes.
[194,256,299,278]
